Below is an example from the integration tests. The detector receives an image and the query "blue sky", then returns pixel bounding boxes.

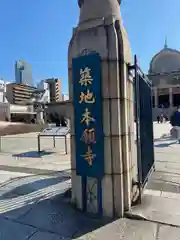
[0,0,179,93]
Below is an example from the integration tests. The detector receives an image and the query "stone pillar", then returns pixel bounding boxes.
[68,0,136,217]
[169,87,173,107]
[36,111,44,124]
[154,87,158,108]
[6,103,11,121]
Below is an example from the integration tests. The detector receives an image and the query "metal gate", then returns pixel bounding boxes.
[129,55,155,190]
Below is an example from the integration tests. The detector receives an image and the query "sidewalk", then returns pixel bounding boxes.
[0,132,71,175]
[1,125,180,239]
[0,172,179,240]
[128,123,180,227]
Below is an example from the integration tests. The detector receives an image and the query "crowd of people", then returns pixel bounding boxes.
[157,114,168,123]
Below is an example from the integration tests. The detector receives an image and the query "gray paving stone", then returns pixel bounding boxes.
[0,175,69,197]
[0,178,70,221]
[0,216,36,240]
[147,178,180,193]
[75,219,157,240]
[156,172,180,184]
[0,197,38,220]
[0,135,70,155]
[29,231,70,240]
[146,130,180,196]
[158,225,180,240]
[1,123,180,239]
[18,198,105,238]
[130,195,180,226]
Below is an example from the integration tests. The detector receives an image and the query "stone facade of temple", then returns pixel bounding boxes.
[148,41,180,120]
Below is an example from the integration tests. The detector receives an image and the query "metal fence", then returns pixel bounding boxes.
[0,134,70,155]
[133,55,154,187]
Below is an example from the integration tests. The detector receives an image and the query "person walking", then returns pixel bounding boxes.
[157,116,160,123]
[157,115,160,123]
[170,107,180,143]
[160,114,164,123]
[60,116,67,127]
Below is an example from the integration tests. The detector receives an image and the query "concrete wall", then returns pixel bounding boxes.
[0,123,47,136]
[0,103,10,121]
[10,104,34,114]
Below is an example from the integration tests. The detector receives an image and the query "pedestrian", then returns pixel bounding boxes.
[160,114,164,123]
[60,116,67,127]
[56,119,60,127]
[157,116,160,123]
[170,107,180,143]
[31,118,35,124]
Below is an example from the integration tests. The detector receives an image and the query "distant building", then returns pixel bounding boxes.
[148,41,180,119]
[0,79,10,103]
[0,79,10,121]
[46,78,62,102]
[62,94,69,101]
[37,80,48,91]
[15,60,33,86]
[37,80,50,104]
[6,83,37,105]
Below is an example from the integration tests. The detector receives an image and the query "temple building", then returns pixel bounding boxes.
[148,40,180,120]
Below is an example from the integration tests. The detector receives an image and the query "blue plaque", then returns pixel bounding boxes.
[72,53,104,178]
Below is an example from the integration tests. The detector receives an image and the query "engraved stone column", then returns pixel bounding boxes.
[169,87,173,107]
[68,0,136,217]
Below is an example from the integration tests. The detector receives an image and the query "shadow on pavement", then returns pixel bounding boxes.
[154,136,172,142]
[154,141,177,148]
[0,164,70,175]
[0,174,71,199]
[0,175,112,239]
[12,150,55,158]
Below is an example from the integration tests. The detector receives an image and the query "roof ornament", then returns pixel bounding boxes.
[164,37,168,49]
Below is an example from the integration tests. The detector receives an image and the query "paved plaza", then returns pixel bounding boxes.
[130,123,180,226]
[0,125,180,239]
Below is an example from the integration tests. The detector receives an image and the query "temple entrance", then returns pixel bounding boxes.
[158,95,169,108]
[129,55,155,200]
[173,94,180,107]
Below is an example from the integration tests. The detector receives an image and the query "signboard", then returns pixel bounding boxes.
[72,53,104,178]
[40,127,70,136]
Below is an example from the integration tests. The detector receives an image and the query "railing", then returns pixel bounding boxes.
[0,134,70,156]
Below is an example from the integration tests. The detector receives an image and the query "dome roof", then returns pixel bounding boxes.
[149,45,180,74]
[78,0,121,7]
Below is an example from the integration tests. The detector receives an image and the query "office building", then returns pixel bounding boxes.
[0,79,10,121]
[37,80,48,91]
[62,94,69,101]
[6,83,37,105]
[37,80,50,104]
[46,78,62,102]
[15,60,33,86]
[0,79,10,103]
